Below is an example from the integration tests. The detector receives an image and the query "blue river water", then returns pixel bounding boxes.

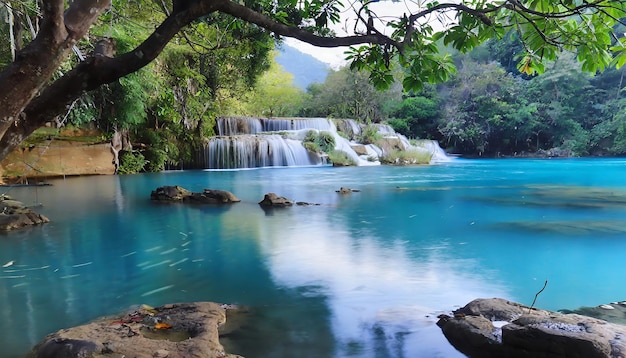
[0,158,625,357]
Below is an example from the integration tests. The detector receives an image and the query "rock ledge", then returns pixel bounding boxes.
[28,302,242,358]
[437,298,626,358]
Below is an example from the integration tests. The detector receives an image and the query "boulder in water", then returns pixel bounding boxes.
[150,185,192,201]
[151,186,240,204]
[437,298,626,358]
[0,197,49,231]
[258,193,293,207]
[186,189,241,204]
[336,187,360,194]
[28,302,243,358]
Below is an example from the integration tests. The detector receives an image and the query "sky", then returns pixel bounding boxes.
[283,1,440,68]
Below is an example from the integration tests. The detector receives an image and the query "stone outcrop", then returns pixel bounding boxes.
[0,195,50,231]
[336,187,361,194]
[150,186,240,204]
[28,302,243,358]
[437,298,626,358]
[258,193,293,207]
[1,143,115,180]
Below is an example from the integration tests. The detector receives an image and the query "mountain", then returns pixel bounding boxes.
[275,44,330,89]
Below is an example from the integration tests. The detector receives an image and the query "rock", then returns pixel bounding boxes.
[437,298,626,358]
[258,193,293,207]
[150,185,192,201]
[0,198,50,231]
[561,300,626,325]
[151,186,239,204]
[295,201,321,206]
[351,144,369,156]
[184,189,241,204]
[336,187,361,194]
[28,302,243,358]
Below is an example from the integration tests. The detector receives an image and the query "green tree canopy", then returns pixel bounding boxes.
[1,0,626,161]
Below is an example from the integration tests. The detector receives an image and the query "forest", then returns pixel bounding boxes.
[304,35,626,158]
[1,1,625,174]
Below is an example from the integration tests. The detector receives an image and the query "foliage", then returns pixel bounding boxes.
[117,151,146,174]
[387,85,441,139]
[302,67,402,122]
[302,130,336,153]
[244,53,306,117]
[358,124,383,145]
[327,150,356,166]
[380,149,432,165]
[2,0,626,164]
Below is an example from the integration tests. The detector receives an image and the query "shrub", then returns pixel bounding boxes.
[380,149,432,165]
[327,150,356,166]
[118,151,146,174]
[359,125,382,145]
[317,131,335,153]
[303,130,336,154]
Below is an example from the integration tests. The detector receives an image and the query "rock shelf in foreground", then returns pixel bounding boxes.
[437,298,626,358]
[28,302,242,358]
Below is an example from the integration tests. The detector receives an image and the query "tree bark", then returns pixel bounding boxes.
[0,0,110,140]
[0,0,400,161]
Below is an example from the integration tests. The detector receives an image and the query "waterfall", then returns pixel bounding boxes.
[201,117,451,169]
[201,135,322,169]
[215,117,333,135]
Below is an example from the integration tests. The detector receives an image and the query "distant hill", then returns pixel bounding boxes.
[275,44,329,90]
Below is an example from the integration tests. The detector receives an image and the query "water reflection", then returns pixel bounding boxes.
[257,208,507,357]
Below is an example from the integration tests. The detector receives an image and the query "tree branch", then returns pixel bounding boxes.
[216,0,400,49]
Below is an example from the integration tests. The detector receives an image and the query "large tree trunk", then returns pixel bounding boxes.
[0,0,110,140]
[0,0,214,160]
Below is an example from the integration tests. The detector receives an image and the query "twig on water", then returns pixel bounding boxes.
[529,279,548,313]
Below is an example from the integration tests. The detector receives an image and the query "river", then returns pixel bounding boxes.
[1,158,625,357]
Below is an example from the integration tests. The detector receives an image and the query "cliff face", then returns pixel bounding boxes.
[0,142,115,182]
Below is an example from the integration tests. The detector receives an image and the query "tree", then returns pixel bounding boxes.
[387,85,441,139]
[244,54,306,117]
[1,0,625,161]
[303,66,401,121]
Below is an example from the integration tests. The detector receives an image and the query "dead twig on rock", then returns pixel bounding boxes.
[529,279,548,313]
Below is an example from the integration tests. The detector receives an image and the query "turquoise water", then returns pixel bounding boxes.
[1,158,625,357]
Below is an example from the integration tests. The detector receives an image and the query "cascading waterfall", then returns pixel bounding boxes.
[200,135,322,169]
[198,117,451,169]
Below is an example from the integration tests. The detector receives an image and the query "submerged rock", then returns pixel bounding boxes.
[258,193,293,207]
[28,302,243,358]
[437,298,626,358]
[151,186,240,204]
[561,300,626,326]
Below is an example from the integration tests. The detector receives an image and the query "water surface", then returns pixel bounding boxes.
[1,159,625,357]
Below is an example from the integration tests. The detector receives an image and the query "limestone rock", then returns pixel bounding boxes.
[150,185,192,201]
[28,302,243,358]
[437,298,626,358]
[351,144,368,156]
[0,198,49,231]
[185,189,241,204]
[258,193,293,207]
[336,187,361,194]
[151,186,240,204]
